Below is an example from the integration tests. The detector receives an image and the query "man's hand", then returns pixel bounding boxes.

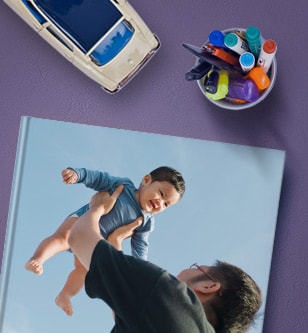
[89,185,124,215]
[107,217,143,251]
[62,169,78,184]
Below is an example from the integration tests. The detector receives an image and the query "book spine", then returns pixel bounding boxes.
[0,116,30,328]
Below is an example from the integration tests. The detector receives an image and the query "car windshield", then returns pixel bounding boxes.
[33,0,123,52]
[90,21,133,66]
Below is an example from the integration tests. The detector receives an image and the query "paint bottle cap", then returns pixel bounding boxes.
[224,33,238,47]
[209,30,225,47]
[246,26,261,41]
[227,78,259,102]
[247,67,271,90]
[263,40,277,54]
[240,52,255,67]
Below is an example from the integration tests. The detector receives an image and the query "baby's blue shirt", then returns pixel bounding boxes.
[69,167,154,260]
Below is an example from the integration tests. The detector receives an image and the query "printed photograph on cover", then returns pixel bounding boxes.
[0,116,285,333]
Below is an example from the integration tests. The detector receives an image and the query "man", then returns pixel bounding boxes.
[68,186,262,333]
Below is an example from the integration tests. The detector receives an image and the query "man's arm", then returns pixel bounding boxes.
[68,186,124,270]
[107,218,143,251]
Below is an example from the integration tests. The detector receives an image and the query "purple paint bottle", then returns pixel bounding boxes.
[226,78,259,102]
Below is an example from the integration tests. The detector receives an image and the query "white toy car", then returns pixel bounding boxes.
[4,0,160,93]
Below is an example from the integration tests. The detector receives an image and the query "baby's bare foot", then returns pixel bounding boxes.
[25,258,43,275]
[55,293,73,316]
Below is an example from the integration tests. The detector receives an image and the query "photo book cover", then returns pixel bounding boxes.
[0,116,285,333]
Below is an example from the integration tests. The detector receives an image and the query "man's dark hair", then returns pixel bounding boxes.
[149,166,185,198]
[207,261,262,333]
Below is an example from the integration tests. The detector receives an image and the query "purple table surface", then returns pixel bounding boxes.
[1,1,308,332]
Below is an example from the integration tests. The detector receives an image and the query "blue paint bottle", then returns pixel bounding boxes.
[239,52,255,72]
[209,30,226,48]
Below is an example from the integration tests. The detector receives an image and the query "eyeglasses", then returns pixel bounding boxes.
[190,263,218,283]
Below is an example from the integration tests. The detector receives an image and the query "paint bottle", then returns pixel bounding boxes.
[227,78,259,102]
[224,33,249,55]
[205,69,229,101]
[239,52,255,72]
[209,30,226,49]
[247,67,270,91]
[257,39,277,73]
[245,26,262,58]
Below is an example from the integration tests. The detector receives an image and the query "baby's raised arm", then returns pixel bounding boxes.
[62,168,78,184]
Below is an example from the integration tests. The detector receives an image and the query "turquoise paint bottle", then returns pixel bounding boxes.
[224,33,249,55]
[246,26,262,58]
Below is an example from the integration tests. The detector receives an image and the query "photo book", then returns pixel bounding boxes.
[0,116,285,333]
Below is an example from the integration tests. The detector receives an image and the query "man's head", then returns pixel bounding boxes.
[177,261,262,333]
[137,166,185,214]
